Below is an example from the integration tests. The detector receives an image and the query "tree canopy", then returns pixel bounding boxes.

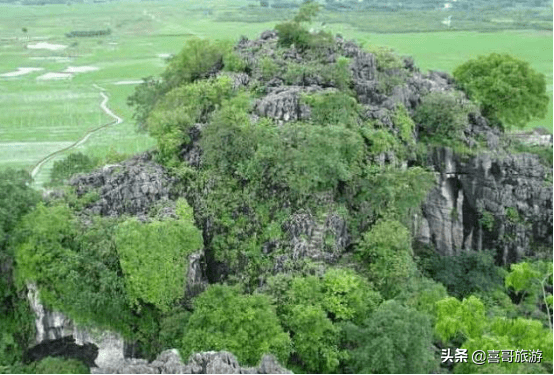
[453,53,549,129]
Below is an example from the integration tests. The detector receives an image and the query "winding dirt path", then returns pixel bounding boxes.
[30,84,124,182]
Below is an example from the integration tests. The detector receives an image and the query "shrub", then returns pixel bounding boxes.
[48,153,98,187]
[357,220,416,298]
[342,300,435,374]
[0,169,40,249]
[114,199,203,312]
[392,104,416,146]
[414,91,474,142]
[129,39,231,132]
[181,285,291,366]
[421,249,506,299]
[256,56,280,81]
[147,76,234,166]
[162,38,228,88]
[31,357,89,374]
[275,2,333,51]
[301,91,359,127]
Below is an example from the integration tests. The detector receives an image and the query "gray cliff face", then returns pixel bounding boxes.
[416,148,552,264]
[26,283,125,369]
[91,349,291,374]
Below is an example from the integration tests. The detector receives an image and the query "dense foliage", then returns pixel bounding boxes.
[180,285,291,366]
[3,3,552,374]
[414,91,475,143]
[0,170,39,368]
[114,199,203,311]
[47,152,98,187]
[453,53,549,129]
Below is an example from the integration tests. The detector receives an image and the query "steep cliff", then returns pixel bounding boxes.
[417,147,552,264]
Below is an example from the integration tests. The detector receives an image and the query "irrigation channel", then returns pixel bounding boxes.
[29,84,124,185]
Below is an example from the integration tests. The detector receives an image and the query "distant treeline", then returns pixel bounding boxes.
[261,0,552,12]
[65,29,111,38]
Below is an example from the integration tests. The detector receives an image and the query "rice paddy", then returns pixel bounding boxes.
[0,0,551,188]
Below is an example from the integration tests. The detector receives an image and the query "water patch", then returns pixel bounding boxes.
[113,80,144,85]
[64,66,99,73]
[36,72,73,81]
[0,67,44,78]
[30,56,72,62]
[27,42,68,51]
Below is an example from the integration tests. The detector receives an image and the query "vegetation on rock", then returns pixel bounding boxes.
[1,2,552,374]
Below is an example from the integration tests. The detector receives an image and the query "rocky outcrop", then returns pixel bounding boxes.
[69,153,178,218]
[416,148,552,264]
[254,86,321,123]
[26,283,125,369]
[91,349,291,374]
[281,211,349,263]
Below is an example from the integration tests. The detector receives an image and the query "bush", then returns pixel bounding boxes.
[31,357,89,374]
[420,249,506,299]
[147,76,234,166]
[414,91,474,142]
[14,205,135,334]
[181,285,291,366]
[264,269,381,373]
[275,2,333,51]
[48,153,98,187]
[453,53,549,129]
[357,220,417,298]
[128,39,231,132]
[342,300,435,374]
[301,91,359,127]
[0,169,40,249]
[114,199,203,312]
[162,38,229,88]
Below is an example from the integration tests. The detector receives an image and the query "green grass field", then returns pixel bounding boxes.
[0,0,551,188]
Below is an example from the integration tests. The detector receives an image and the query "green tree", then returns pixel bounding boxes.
[435,295,553,373]
[343,300,436,374]
[286,304,343,373]
[0,169,40,247]
[181,284,291,366]
[357,220,417,298]
[147,76,234,166]
[414,91,474,143]
[114,199,203,312]
[47,152,98,187]
[275,1,332,51]
[453,53,549,129]
[505,261,553,330]
[264,270,380,373]
[421,249,506,299]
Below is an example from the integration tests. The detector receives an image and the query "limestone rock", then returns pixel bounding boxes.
[416,147,552,263]
[69,153,178,217]
[91,350,291,374]
[254,86,317,122]
[26,283,125,368]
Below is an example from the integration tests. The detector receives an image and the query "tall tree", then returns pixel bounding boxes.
[453,53,549,129]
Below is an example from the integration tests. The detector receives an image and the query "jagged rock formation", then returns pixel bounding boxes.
[69,153,178,218]
[417,148,553,264]
[91,350,291,374]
